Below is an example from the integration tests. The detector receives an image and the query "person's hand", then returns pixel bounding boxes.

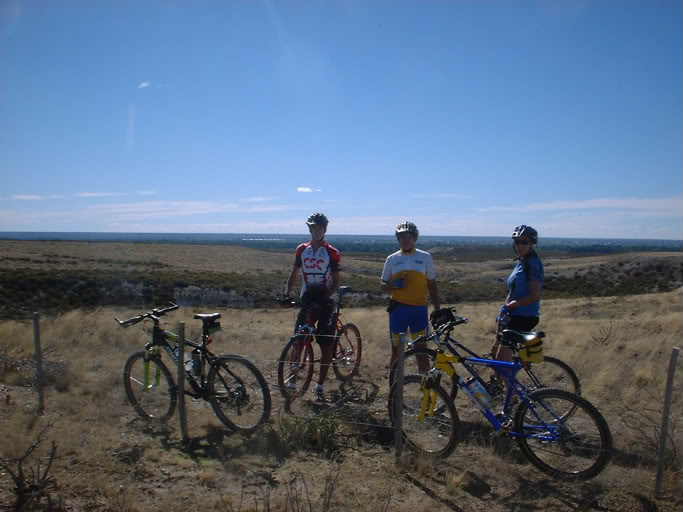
[393,278,405,289]
[496,304,511,325]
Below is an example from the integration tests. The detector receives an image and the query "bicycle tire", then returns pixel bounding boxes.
[123,351,177,422]
[389,347,458,400]
[208,355,272,433]
[516,356,581,419]
[388,373,459,458]
[332,322,362,380]
[277,334,314,400]
[513,388,612,480]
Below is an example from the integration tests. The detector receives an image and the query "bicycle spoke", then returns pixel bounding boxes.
[332,323,362,380]
[390,375,459,458]
[123,352,176,422]
[514,388,612,480]
[209,355,271,433]
[277,336,314,399]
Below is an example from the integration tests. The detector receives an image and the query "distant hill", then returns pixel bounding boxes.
[0,240,681,317]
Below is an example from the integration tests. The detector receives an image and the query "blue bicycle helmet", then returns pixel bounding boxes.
[511,225,538,244]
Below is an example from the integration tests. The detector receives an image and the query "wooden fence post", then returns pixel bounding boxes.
[177,322,189,442]
[32,312,45,415]
[394,333,405,460]
[655,346,679,497]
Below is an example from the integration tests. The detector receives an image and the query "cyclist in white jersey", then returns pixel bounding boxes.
[285,212,341,401]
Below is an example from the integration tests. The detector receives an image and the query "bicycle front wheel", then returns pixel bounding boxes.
[332,323,362,380]
[123,351,177,422]
[513,388,612,480]
[208,355,272,433]
[277,335,314,400]
[389,374,459,458]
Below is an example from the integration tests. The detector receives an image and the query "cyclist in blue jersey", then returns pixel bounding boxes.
[492,225,544,362]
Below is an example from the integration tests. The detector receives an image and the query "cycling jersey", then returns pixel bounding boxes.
[507,253,544,317]
[381,248,436,306]
[294,241,341,296]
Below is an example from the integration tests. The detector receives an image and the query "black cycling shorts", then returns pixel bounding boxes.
[507,315,539,332]
[295,302,335,345]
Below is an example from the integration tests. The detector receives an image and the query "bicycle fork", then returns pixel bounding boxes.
[417,378,440,421]
[142,348,162,390]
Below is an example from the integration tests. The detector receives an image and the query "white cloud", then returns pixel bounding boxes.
[437,193,469,199]
[297,187,313,193]
[86,200,240,220]
[75,192,126,198]
[245,196,277,202]
[137,81,150,89]
[11,194,46,200]
[474,196,682,215]
[9,194,64,200]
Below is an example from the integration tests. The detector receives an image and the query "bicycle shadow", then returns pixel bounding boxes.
[287,376,397,447]
[498,477,644,510]
[132,416,280,465]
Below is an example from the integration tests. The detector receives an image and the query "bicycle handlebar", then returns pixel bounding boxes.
[276,286,352,309]
[404,315,468,346]
[114,302,179,328]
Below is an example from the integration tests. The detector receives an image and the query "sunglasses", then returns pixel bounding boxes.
[514,239,531,246]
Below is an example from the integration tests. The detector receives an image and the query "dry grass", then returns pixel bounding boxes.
[0,284,682,510]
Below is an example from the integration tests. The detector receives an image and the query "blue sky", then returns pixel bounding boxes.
[1,1,681,239]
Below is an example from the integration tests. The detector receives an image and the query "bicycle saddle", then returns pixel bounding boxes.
[500,329,545,346]
[193,313,221,322]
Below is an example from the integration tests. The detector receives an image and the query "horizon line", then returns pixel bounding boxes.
[0,230,681,242]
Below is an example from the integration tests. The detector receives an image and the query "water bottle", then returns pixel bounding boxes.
[174,347,193,372]
[191,349,201,376]
[468,378,492,409]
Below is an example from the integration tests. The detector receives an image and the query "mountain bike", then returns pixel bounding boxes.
[388,318,612,481]
[388,309,580,416]
[117,303,271,433]
[277,285,362,400]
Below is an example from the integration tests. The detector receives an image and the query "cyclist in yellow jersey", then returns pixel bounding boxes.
[380,221,442,371]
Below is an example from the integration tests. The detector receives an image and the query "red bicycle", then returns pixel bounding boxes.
[277,286,362,400]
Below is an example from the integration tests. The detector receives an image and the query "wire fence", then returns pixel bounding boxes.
[5,311,683,496]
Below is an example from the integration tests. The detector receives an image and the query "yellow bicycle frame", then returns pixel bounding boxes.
[416,349,461,421]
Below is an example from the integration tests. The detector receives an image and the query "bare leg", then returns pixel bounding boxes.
[413,339,431,373]
[318,343,333,385]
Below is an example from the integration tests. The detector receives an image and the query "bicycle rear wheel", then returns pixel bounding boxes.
[123,351,177,422]
[332,323,362,380]
[389,374,459,458]
[277,335,314,400]
[516,356,581,419]
[513,388,612,480]
[208,355,271,433]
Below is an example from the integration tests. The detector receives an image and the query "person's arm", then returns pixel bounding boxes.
[380,279,394,294]
[286,265,300,296]
[427,279,441,310]
[380,256,393,294]
[506,280,541,310]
